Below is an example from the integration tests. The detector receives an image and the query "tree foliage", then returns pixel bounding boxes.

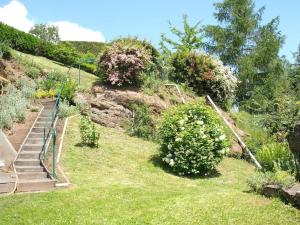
[160,15,204,54]
[205,0,263,67]
[29,23,60,43]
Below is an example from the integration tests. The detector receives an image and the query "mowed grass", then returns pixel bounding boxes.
[0,117,299,225]
[12,50,98,90]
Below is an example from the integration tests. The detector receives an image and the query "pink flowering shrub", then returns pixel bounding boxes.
[96,43,151,86]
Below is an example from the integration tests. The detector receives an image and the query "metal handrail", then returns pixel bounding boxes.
[40,70,72,178]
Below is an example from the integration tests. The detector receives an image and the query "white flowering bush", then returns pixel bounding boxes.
[208,57,237,102]
[158,99,229,176]
[170,51,237,105]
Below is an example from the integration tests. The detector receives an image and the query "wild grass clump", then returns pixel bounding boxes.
[247,169,296,194]
[128,103,157,141]
[256,142,295,172]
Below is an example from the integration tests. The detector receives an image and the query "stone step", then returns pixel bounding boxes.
[32,127,51,133]
[28,132,44,139]
[22,144,43,151]
[16,179,54,192]
[26,138,44,145]
[16,166,44,172]
[36,117,52,122]
[15,159,41,167]
[18,151,40,159]
[34,122,51,127]
[17,172,48,180]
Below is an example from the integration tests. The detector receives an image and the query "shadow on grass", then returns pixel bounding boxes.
[149,154,221,179]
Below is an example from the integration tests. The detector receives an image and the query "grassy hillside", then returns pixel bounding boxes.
[12,49,98,91]
[0,116,299,225]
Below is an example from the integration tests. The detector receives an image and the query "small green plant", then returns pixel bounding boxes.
[30,106,39,112]
[39,70,65,91]
[158,98,229,176]
[59,79,78,101]
[75,98,89,113]
[247,169,296,194]
[25,66,40,79]
[0,42,12,60]
[0,84,32,129]
[256,142,295,172]
[128,104,157,140]
[79,116,100,148]
[58,100,78,119]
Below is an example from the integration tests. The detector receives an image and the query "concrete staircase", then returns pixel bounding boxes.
[15,101,56,192]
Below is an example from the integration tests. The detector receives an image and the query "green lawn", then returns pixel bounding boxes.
[0,116,299,225]
[12,50,98,90]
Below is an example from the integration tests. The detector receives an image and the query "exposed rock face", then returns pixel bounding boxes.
[0,60,6,78]
[90,85,170,129]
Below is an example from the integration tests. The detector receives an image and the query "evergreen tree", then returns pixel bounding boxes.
[205,0,264,68]
[160,15,203,54]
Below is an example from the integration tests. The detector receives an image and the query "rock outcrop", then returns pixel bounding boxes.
[90,85,171,129]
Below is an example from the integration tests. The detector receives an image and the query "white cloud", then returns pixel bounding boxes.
[51,21,105,42]
[0,0,34,32]
[0,1,105,42]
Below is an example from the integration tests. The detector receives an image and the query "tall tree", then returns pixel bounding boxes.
[205,0,264,68]
[160,15,203,54]
[237,17,285,102]
[29,24,60,43]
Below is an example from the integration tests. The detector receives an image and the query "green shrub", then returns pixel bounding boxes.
[158,99,229,176]
[59,79,78,101]
[230,111,272,154]
[75,98,89,113]
[0,23,94,73]
[39,70,65,91]
[128,104,157,140]
[58,100,78,119]
[0,84,33,129]
[62,41,107,55]
[25,66,40,79]
[0,42,12,60]
[79,116,100,148]
[247,169,295,194]
[50,42,79,66]
[256,142,295,172]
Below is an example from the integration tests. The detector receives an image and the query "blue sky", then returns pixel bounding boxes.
[0,0,300,61]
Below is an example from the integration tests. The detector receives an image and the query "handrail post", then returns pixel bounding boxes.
[78,64,81,85]
[42,128,46,160]
[52,129,57,178]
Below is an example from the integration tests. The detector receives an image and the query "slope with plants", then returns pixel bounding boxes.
[0,117,299,225]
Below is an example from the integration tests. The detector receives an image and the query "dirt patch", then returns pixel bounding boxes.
[4,105,41,152]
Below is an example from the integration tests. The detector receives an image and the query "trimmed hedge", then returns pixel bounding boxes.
[62,41,107,55]
[0,22,96,73]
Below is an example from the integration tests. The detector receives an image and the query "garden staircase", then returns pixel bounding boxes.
[15,101,56,192]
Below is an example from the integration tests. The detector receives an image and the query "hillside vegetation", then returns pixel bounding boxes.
[0,117,299,225]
